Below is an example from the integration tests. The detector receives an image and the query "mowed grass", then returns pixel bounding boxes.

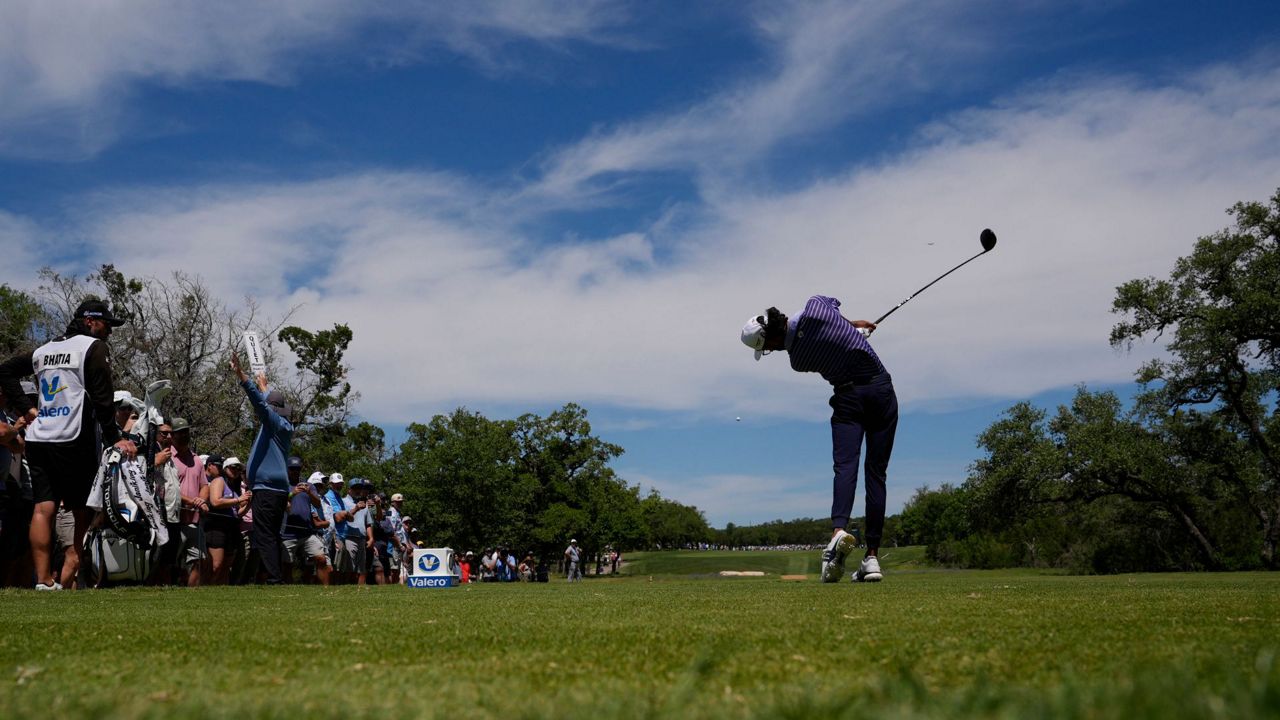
[621,545,929,577]
[0,552,1276,719]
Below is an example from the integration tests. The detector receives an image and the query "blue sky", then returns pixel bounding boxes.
[2,1,1279,526]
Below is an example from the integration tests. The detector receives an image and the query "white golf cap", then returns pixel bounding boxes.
[391,493,404,502]
[741,315,768,360]
[113,390,134,405]
[570,538,578,543]
[329,472,344,484]
[224,457,243,468]
[308,471,326,484]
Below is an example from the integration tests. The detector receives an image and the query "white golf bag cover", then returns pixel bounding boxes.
[85,448,168,584]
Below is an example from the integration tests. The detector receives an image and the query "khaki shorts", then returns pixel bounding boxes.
[343,537,366,573]
[178,523,206,567]
[331,535,354,573]
[283,535,327,566]
[55,507,77,549]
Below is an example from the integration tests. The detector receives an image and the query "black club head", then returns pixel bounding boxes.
[980,228,997,252]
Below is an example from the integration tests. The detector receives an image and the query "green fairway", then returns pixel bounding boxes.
[1,566,1277,719]
[621,546,929,577]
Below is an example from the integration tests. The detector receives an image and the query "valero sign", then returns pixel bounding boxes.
[406,547,459,589]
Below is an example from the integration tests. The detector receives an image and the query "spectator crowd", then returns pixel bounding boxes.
[0,299,595,590]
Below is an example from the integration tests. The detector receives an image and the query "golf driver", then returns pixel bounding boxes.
[861,229,997,334]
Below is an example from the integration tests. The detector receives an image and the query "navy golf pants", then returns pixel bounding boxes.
[829,374,898,548]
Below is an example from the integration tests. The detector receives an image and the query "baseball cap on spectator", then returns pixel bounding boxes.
[348,477,364,488]
[265,390,293,422]
[308,471,326,485]
[329,472,344,485]
[287,456,303,470]
[570,538,578,544]
[224,457,243,468]
[75,299,126,327]
[391,493,404,502]
[169,417,191,432]
[205,455,224,469]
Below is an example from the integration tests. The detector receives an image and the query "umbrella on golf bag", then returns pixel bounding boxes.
[84,447,169,586]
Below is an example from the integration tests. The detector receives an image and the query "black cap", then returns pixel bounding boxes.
[205,455,224,468]
[287,456,303,470]
[75,299,126,327]
[266,390,294,422]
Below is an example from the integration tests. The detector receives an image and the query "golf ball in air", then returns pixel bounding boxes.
[736,417,741,422]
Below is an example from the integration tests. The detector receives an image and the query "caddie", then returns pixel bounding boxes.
[0,300,137,590]
[741,297,896,583]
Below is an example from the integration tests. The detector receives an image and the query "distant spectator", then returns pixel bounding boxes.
[230,350,294,585]
[149,422,181,585]
[459,551,474,584]
[171,417,209,587]
[370,494,393,585]
[564,539,582,582]
[495,547,518,582]
[480,547,498,582]
[282,457,329,586]
[387,493,408,583]
[518,552,535,582]
[342,478,371,586]
[306,471,332,585]
[205,455,248,585]
[324,474,353,582]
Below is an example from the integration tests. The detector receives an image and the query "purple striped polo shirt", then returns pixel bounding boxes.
[784,295,886,385]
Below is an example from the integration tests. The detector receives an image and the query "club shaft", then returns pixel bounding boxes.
[873,249,988,325]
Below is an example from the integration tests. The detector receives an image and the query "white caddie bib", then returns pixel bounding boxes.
[27,334,97,443]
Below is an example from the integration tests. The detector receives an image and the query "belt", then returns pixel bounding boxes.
[832,372,890,394]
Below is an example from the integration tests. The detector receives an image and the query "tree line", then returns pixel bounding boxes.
[0,268,713,559]
[900,189,1280,573]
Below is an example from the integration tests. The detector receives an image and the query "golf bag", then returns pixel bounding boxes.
[84,448,168,586]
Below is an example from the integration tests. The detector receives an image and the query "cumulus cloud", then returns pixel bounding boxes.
[4,3,1277,522]
[8,60,1266,429]
[0,0,631,158]
[525,0,1003,204]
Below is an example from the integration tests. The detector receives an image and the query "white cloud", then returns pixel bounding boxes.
[525,0,1001,205]
[14,60,1269,431]
[0,211,43,287]
[0,0,631,158]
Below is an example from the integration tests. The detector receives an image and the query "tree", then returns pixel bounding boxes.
[0,285,47,356]
[394,408,522,552]
[32,266,294,453]
[277,323,357,433]
[513,404,632,557]
[1111,188,1280,567]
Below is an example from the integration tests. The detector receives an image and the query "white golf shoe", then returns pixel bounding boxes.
[819,530,857,583]
[852,555,882,583]
[34,581,63,591]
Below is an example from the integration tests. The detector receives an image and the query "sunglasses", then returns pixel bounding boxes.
[158,430,172,436]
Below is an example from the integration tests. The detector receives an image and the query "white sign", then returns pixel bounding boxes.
[242,331,268,375]
[406,547,459,588]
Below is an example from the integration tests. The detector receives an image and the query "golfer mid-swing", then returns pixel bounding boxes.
[741,296,897,583]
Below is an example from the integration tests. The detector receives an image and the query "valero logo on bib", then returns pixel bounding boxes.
[417,554,440,573]
[41,376,67,402]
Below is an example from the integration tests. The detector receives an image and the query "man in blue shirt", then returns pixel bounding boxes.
[323,473,353,582]
[230,350,294,584]
[741,297,895,584]
[343,478,372,585]
[281,457,329,586]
